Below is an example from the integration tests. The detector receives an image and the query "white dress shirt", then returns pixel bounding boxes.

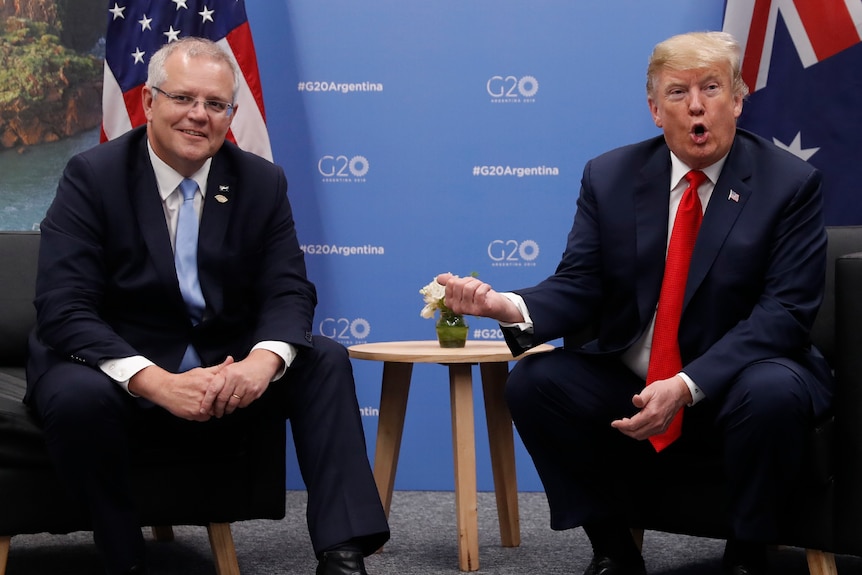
[99,141,295,392]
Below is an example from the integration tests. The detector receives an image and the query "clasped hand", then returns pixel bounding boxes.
[611,375,691,441]
[131,349,282,422]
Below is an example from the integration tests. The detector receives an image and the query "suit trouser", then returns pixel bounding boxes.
[27,335,389,574]
[505,347,822,543]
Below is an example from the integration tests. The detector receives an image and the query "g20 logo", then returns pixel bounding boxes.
[488,239,540,262]
[475,328,505,340]
[319,317,371,341]
[486,75,539,99]
[318,155,370,178]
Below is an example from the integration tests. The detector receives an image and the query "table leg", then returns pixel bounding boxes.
[448,363,480,572]
[480,361,520,548]
[373,361,413,517]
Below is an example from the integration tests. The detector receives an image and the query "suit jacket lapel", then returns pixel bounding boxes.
[198,152,236,315]
[130,138,182,299]
[635,146,673,326]
[684,137,752,307]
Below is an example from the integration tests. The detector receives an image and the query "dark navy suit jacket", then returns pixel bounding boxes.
[27,125,316,399]
[506,129,832,414]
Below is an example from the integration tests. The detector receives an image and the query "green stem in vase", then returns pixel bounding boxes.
[436,311,468,348]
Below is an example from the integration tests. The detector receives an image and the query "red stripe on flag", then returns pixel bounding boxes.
[123,86,147,130]
[226,23,267,122]
[795,0,860,61]
[742,0,773,92]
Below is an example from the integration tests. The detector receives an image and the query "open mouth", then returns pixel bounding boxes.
[691,124,708,143]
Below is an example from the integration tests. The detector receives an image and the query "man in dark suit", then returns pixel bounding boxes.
[438,31,831,575]
[26,37,389,575]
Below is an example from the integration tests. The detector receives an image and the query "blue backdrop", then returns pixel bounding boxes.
[240,1,727,491]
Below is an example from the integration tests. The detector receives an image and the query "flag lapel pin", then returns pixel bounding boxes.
[728,190,739,203]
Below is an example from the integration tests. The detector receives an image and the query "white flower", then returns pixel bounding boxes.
[419,277,447,319]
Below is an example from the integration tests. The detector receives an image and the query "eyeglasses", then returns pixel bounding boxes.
[151,86,234,117]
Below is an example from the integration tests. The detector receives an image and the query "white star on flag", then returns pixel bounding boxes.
[163,26,181,42]
[132,48,145,64]
[773,132,820,162]
[199,7,215,23]
[109,3,125,20]
[172,0,189,10]
[138,15,152,31]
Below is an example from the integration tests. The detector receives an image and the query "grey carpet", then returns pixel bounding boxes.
[6,490,862,574]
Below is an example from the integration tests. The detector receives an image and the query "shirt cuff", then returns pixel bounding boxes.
[678,371,705,406]
[499,292,534,332]
[252,341,296,381]
[98,356,154,395]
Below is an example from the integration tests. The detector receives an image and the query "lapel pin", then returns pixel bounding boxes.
[214,194,229,204]
[219,185,230,192]
[728,190,739,203]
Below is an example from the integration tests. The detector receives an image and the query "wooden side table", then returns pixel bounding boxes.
[348,340,553,571]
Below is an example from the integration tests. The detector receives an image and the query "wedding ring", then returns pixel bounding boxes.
[231,393,242,400]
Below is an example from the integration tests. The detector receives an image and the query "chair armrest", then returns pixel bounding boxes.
[833,252,862,549]
[834,252,862,424]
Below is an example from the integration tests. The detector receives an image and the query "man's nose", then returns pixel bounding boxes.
[688,90,705,113]
[187,100,209,119]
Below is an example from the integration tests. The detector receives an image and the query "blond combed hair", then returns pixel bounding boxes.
[646,31,749,100]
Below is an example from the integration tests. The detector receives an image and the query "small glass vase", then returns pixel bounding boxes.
[435,313,468,348]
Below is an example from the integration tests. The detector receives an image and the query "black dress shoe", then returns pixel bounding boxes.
[583,554,647,575]
[722,564,768,575]
[316,550,368,575]
[722,539,768,575]
[108,564,146,575]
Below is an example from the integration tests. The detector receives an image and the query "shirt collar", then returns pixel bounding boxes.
[669,151,727,190]
[146,139,211,202]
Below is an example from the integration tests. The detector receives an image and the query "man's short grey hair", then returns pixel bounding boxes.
[146,36,241,103]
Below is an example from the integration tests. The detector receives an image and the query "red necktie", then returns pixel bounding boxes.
[646,170,706,451]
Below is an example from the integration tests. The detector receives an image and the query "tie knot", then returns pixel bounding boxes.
[685,170,707,190]
[179,178,198,202]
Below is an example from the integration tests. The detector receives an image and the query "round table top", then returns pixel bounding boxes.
[347,340,554,364]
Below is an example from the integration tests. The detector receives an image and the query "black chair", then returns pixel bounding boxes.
[627,225,862,575]
[0,231,287,575]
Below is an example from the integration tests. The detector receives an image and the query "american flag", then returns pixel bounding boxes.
[101,0,272,161]
[723,0,862,225]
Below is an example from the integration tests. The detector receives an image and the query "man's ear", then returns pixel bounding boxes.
[142,85,154,121]
[648,97,662,128]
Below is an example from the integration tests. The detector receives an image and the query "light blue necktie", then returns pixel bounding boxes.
[175,178,204,371]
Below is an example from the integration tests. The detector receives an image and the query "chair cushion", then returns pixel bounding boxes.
[0,232,39,366]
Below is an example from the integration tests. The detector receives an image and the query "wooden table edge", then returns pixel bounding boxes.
[347,340,554,364]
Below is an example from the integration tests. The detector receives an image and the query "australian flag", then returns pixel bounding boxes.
[100,0,272,160]
[723,0,862,225]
